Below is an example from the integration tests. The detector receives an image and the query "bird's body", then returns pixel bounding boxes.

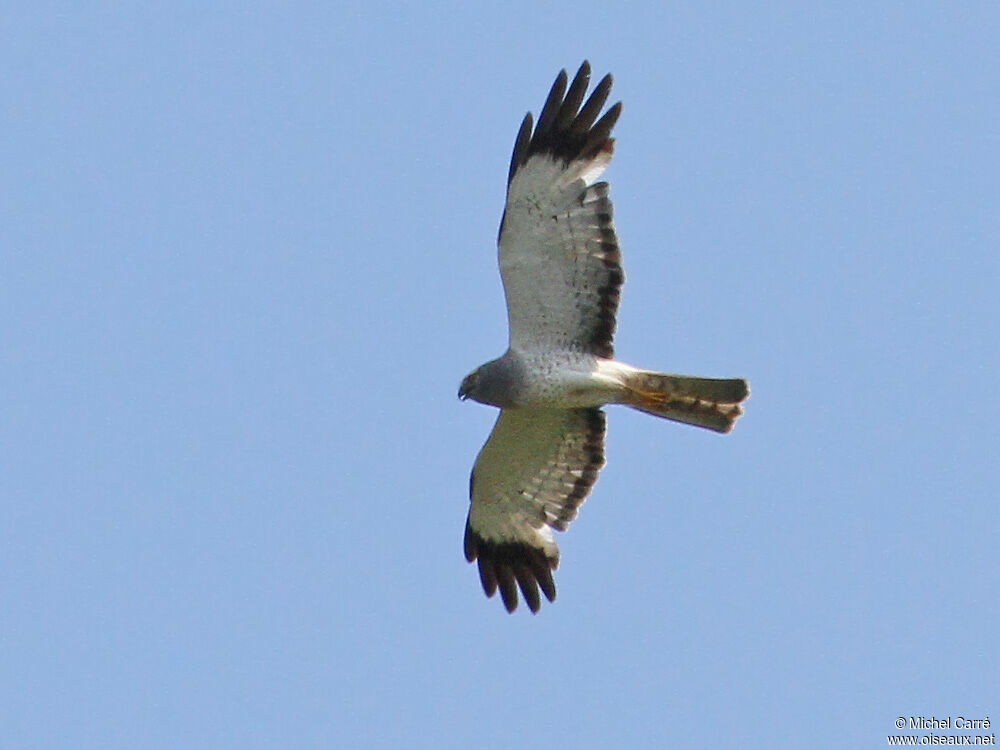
[459,62,749,613]
[463,350,628,408]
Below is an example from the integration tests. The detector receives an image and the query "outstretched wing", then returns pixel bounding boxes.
[498,61,624,359]
[464,407,606,613]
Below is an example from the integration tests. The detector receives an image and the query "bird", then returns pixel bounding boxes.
[458,62,749,613]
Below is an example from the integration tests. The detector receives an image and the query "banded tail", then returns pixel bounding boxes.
[623,370,749,433]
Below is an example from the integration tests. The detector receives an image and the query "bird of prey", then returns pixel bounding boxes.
[458,62,749,613]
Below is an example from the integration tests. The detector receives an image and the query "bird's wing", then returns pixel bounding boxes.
[464,407,606,613]
[498,61,624,359]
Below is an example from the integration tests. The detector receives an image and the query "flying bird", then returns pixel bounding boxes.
[459,62,749,613]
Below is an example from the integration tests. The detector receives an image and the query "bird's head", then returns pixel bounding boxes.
[458,368,480,401]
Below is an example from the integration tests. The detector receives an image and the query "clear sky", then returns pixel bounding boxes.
[3,2,998,748]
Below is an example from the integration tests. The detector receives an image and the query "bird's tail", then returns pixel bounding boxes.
[622,370,749,433]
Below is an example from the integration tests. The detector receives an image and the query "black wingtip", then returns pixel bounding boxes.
[554,62,591,133]
[465,526,560,614]
[513,562,542,613]
[505,63,620,187]
[495,565,519,612]
[533,68,569,143]
[507,112,534,186]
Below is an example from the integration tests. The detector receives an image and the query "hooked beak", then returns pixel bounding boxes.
[458,372,475,401]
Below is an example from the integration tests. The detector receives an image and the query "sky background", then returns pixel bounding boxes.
[2,2,998,748]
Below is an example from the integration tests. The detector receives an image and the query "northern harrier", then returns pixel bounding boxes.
[459,62,749,613]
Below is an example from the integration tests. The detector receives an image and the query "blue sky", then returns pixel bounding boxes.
[2,2,998,748]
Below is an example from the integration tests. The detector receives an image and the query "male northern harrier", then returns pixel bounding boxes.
[459,62,749,613]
